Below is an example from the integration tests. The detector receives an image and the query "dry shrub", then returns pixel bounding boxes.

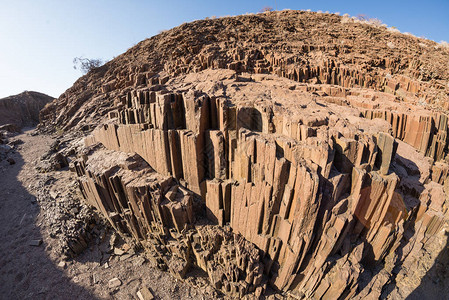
[260,6,273,13]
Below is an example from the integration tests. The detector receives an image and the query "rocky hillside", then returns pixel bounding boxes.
[39,10,449,299]
[40,10,449,132]
[0,91,53,128]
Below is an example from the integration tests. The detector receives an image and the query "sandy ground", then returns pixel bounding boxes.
[0,129,215,300]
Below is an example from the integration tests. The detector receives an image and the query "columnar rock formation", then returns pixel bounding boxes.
[73,144,265,296]
[74,69,447,297]
[41,10,449,299]
[39,10,449,132]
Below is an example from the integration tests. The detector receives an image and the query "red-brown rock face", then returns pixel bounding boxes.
[44,10,449,299]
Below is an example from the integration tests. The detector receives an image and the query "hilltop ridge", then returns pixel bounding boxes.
[40,10,449,132]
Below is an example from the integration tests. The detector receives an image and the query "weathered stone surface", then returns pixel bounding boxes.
[38,9,449,300]
[29,239,43,247]
[74,144,265,297]
[108,278,122,289]
[137,287,154,300]
[74,72,449,297]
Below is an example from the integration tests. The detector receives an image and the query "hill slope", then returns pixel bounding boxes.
[38,10,449,299]
[0,91,53,128]
[40,10,449,132]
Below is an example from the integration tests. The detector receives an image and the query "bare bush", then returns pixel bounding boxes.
[387,26,401,33]
[403,32,417,38]
[355,14,368,21]
[353,14,385,27]
[260,6,273,12]
[341,15,352,24]
[73,57,104,74]
[340,12,390,29]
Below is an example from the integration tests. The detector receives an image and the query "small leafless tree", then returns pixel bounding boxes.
[73,57,104,74]
[355,14,384,27]
[260,6,273,12]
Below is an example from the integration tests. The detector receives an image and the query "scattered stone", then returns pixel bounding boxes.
[29,239,42,247]
[0,123,20,133]
[137,286,155,300]
[49,190,59,199]
[133,256,146,266]
[119,253,133,261]
[108,278,121,289]
[57,261,66,268]
[122,243,131,252]
[0,144,12,153]
[113,247,125,256]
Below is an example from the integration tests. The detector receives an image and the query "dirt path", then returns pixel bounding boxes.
[0,129,215,300]
[0,129,95,299]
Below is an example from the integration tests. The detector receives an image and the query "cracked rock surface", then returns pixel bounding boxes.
[3,9,449,300]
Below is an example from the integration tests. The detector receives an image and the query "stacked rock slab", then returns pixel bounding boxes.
[74,74,449,298]
[74,144,265,297]
[362,110,448,161]
[42,10,449,300]
[39,10,449,133]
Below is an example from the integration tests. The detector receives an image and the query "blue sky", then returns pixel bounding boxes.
[0,0,448,99]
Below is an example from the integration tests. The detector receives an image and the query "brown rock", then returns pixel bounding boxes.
[108,278,121,289]
[137,287,154,300]
[29,239,42,247]
[54,10,449,299]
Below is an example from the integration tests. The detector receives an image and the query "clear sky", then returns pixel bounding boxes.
[0,0,448,99]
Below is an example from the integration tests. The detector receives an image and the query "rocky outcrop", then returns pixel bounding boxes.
[72,67,449,298]
[74,144,265,297]
[40,10,449,299]
[39,10,449,133]
[0,91,53,128]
